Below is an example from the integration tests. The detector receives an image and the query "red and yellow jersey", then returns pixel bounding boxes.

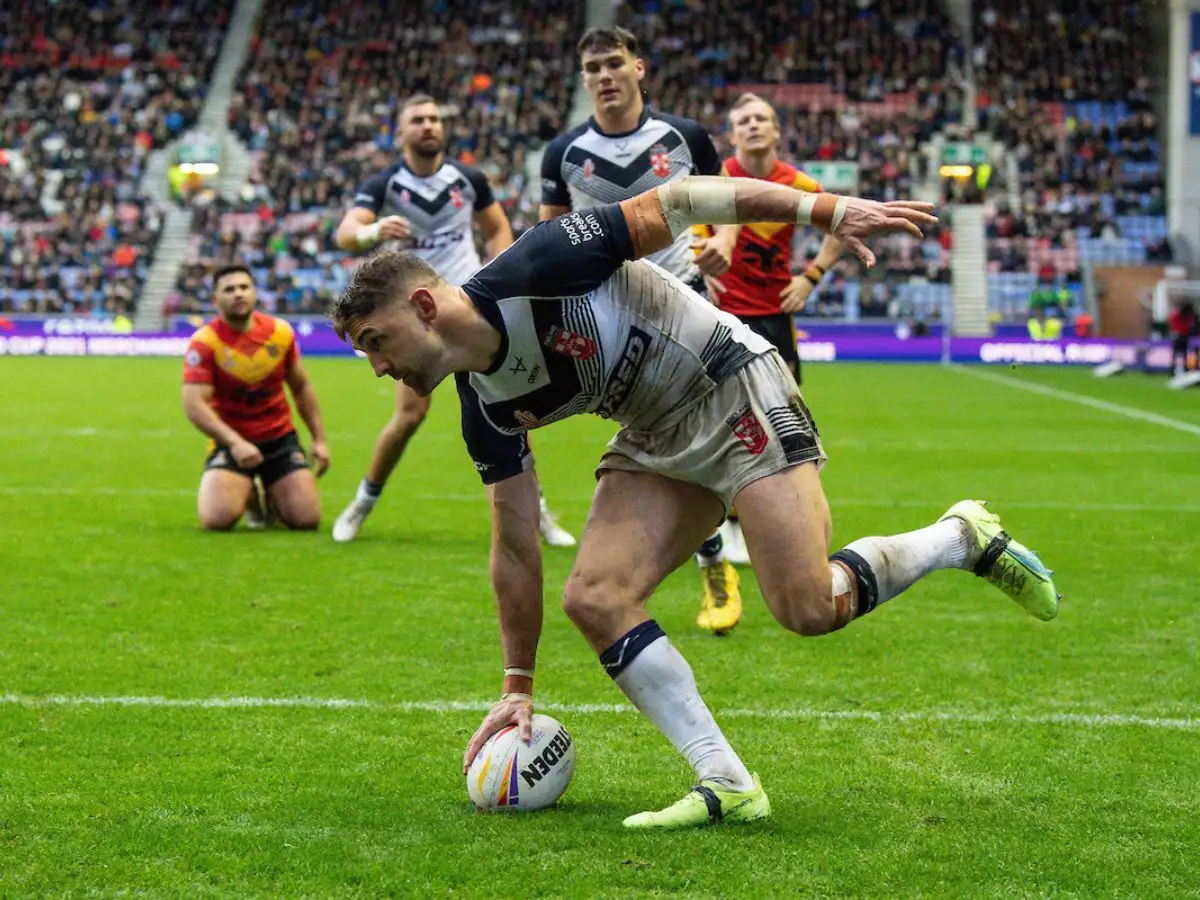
[712,157,823,318]
[182,311,298,443]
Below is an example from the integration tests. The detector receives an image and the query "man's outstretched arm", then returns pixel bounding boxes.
[619,175,936,269]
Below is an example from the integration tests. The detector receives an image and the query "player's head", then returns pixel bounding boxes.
[212,265,257,325]
[398,94,445,160]
[577,26,645,118]
[728,93,780,157]
[329,250,450,395]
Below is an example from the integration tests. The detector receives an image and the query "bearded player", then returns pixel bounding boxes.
[182,265,329,530]
[331,95,575,547]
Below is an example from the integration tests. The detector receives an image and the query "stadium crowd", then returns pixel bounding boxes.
[0,0,230,313]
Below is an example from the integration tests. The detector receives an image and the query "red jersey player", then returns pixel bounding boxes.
[692,92,846,387]
[182,265,330,530]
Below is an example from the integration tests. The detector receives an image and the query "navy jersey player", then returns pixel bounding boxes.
[328,176,1058,830]
[331,94,574,548]
[540,26,746,633]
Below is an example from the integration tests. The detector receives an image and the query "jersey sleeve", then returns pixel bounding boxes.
[673,117,721,176]
[466,202,635,300]
[540,135,571,207]
[454,162,497,211]
[456,372,534,484]
[793,170,824,193]
[351,171,391,214]
[182,336,216,384]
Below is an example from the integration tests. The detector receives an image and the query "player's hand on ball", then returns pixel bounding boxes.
[463,693,533,774]
[833,200,937,268]
[310,439,330,477]
[779,276,815,313]
[376,216,412,242]
[231,439,263,469]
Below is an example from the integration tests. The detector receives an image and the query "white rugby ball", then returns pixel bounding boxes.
[466,713,575,811]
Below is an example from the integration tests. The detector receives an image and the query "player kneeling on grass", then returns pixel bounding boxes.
[182,265,330,531]
[329,176,1061,829]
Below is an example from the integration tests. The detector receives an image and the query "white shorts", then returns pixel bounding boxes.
[596,352,826,512]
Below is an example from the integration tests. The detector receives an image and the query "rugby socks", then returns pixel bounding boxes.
[357,478,383,502]
[830,518,974,624]
[694,530,725,568]
[600,620,754,791]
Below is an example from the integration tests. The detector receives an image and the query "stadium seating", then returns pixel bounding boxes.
[171,0,583,315]
[0,0,231,313]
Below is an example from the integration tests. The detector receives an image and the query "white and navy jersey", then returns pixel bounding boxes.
[457,204,772,485]
[353,159,495,285]
[540,108,721,284]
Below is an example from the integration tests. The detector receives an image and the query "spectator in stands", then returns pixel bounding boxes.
[1168,301,1198,375]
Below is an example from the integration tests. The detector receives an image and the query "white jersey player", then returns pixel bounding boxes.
[539,25,747,633]
[327,175,1059,830]
[331,94,575,547]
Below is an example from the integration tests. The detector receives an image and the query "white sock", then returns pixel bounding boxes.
[838,517,974,609]
[610,633,753,791]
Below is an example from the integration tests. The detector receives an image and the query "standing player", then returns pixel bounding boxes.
[540,26,743,634]
[327,175,1060,829]
[331,95,575,547]
[697,92,849,563]
[182,265,329,530]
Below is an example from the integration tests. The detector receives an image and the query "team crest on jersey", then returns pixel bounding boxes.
[650,145,671,178]
[265,342,279,358]
[185,349,202,368]
[582,158,595,180]
[541,325,597,361]
[399,189,411,206]
[450,187,465,209]
[727,403,768,455]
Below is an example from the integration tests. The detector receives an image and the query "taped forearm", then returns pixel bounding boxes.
[655,176,849,239]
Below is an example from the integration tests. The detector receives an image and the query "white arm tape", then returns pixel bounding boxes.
[656,177,738,240]
[796,195,850,232]
[356,221,382,248]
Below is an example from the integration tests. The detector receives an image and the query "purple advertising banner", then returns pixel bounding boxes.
[0,316,1174,370]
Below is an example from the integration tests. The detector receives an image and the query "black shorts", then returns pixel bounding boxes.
[204,430,309,487]
[738,313,801,383]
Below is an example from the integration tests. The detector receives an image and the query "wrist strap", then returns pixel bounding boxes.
[503,667,535,679]
[500,691,532,702]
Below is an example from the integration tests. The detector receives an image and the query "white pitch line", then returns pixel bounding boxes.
[2,693,1198,732]
[1,486,1194,514]
[950,365,1200,438]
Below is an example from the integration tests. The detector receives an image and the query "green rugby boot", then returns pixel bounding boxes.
[622,774,770,829]
[939,500,1060,621]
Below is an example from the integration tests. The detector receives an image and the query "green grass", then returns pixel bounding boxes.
[1,358,1198,898]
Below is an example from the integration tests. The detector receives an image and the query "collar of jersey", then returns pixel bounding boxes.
[588,104,651,140]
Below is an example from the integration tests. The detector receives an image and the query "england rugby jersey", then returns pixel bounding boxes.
[540,108,721,283]
[457,204,772,485]
[353,159,495,285]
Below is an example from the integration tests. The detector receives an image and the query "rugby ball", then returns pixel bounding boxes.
[466,714,574,811]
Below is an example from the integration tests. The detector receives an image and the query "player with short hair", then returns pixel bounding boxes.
[540,24,744,634]
[183,264,329,530]
[694,92,849,563]
[331,94,575,547]
[328,176,1060,829]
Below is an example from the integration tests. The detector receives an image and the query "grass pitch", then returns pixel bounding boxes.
[1,358,1198,897]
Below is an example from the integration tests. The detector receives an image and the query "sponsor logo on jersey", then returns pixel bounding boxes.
[726,403,769,455]
[450,187,465,209]
[598,326,650,418]
[541,325,597,361]
[412,230,466,251]
[650,144,671,178]
[582,157,595,180]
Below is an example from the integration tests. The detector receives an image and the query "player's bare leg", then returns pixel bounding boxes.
[266,469,321,531]
[563,469,768,827]
[333,382,430,542]
[734,462,1058,635]
[197,470,255,531]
